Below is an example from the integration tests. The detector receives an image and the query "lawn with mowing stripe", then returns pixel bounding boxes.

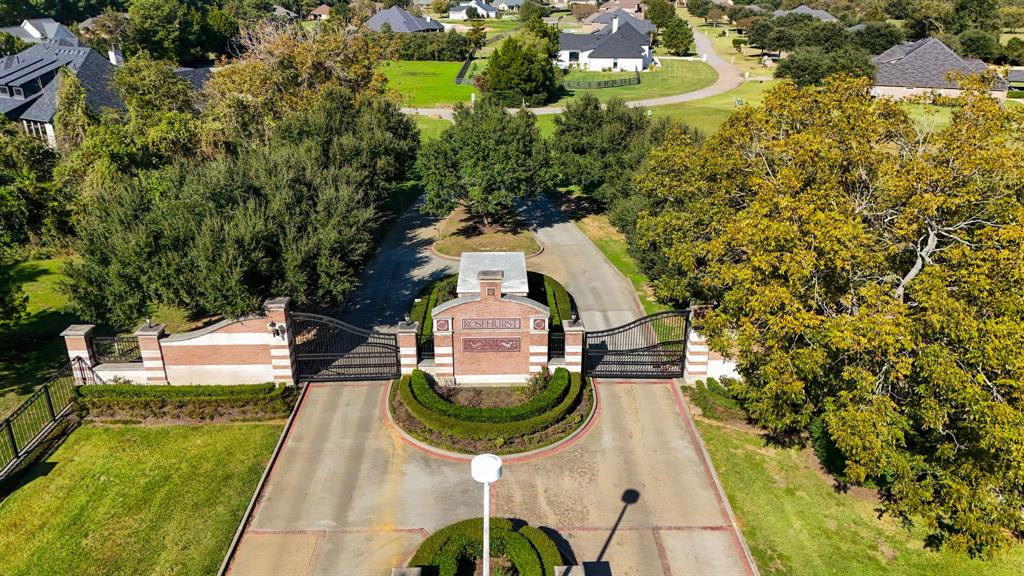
[650,79,775,134]
[415,116,452,141]
[0,422,282,576]
[555,59,718,105]
[696,419,1024,576]
[381,61,477,108]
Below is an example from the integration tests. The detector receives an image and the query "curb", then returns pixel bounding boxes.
[429,238,546,261]
[382,376,600,464]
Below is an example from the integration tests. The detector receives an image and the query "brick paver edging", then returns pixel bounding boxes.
[379,376,601,464]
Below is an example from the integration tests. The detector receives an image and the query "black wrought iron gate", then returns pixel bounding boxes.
[585,311,690,378]
[291,313,399,381]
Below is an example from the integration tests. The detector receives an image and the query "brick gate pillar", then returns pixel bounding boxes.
[264,297,295,385]
[684,306,710,382]
[563,319,585,373]
[432,317,454,380]
[134,323,168,384]
[528,316,549,374]
[397,321,419,375]
[61,324,95,367]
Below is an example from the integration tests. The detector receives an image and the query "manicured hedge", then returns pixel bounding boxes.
[409,518,562,576]
[78,383,294,420]
[409,368,571,423]
[399,369,583,440]
[78,383,277,399]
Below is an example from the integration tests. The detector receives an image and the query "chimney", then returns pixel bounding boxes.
[108,49,124,66]
[612,16,619,34]
[478,270,504,300]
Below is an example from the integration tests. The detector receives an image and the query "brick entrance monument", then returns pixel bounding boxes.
[428,252,552,384]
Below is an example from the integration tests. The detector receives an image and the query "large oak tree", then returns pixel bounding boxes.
[636,75,1024,556]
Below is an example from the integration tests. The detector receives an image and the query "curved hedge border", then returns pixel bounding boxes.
[398,368,582,441]
[409,518,563,576]
[409,369,570,423]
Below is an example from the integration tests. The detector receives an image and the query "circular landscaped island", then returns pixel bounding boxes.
[391,367,593,455]
[407,517,564,576]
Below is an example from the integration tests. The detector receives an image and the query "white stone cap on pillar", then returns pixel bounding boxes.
[134,323,166,338]
[397,321,419,334]
[563,319,585,332]
[61,324,95,337]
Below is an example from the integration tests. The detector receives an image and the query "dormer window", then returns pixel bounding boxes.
[12,86,24,98]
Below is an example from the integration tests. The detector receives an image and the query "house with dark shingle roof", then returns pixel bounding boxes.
[557,16,652,72]
[448,0,499,20]
[1,18,77,46]
[585,9,656,36]
[0,37,122,147]
[1007,69,1024,89]
[367,6,444,33]
[773,5,837,21]
[871,37,1007,100]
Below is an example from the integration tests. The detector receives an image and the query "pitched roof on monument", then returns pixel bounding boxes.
[456,252,529,296]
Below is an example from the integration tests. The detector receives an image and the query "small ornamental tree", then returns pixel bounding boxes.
[687,0,712,18]
[418,100,550,227]
[662,17,695,56]
[645,0,677,29]
[852,21,904,54]
[775,46,875,86]
[480,35,558,106]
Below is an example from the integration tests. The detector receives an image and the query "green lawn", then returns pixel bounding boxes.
[381,61,477,108]
[697,420,1024,576]
[555,59,718,105]
[433,205,541,257]
[651,79,774,134]
[0,422,282,576]
[415,116,453,141]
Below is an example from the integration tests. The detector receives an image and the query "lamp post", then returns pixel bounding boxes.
[471,453,503,576]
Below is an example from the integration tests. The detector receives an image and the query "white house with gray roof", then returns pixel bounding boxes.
[0,37,122,146]
[584,9,656,36]
[557,16,652,72]
[0,18,77,46]
[871,37,1007,101]
[448,0,499,19]
[367,6,444,32]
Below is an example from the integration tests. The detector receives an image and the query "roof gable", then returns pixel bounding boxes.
[873,37,1005,90]
[588,23,648,58]
[367,6,443,32]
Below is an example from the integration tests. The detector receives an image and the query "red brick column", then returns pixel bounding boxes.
[563,320,585,373]
[61,324,95,366]
[528,316,549,374]
[264,298,295,385]
[134,323,168,383]
[397,321,419,375]
[432,317,454,379]
[684,306,710,382]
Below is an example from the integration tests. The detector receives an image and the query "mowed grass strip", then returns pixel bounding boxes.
[0,422,282,576]
[696,420,1024,576]
[555,59,718,105]
[381,61,477,108]
[575,214,668,315]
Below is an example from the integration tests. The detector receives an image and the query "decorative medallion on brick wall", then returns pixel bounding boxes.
[462,318,521,330]
[436,319,450,331]
[462,337,521,353]
[532,319,546,330]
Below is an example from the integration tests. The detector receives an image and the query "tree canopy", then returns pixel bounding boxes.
[418,100,550,226]
[480,35,559,106]
[635,75,1024,556]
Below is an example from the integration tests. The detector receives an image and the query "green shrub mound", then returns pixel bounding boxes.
[409,369,571,423]
[78,383,294,420]
[398,368,583,440]
[689,377,745,421]
[409,518,563,576]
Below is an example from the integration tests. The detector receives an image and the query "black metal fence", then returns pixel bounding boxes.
[563,71,641,89]
[454,50,477,85]
[0,358,100,476]
[585,310,690,378]
[419,336,435,360]
[291,312,400,381]
[549,331,565,359]
[91,336,142,363]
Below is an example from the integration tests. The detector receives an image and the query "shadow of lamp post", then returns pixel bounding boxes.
[596,488,640,563]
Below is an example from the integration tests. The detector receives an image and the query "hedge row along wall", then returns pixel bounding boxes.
[409,517,563,576]
[78,383,295,420]
[398,368,583,440]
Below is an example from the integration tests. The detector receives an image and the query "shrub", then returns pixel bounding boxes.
[78,383,294,420]
[690,379,744,421]
[809,416,848,479]
[399,369,583,440]
[410,369,571,423]
[409,517,562,576]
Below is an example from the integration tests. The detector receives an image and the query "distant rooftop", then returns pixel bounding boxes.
[773,5,837,21]
[873,37,1006,91]
[457,252,529,296]
[366,6,444,33]
[0,18,77,45]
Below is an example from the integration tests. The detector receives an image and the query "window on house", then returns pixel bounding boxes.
[0,86,8,97]
[12,86,24,98]
[22,120,48,141]
[569,51,579,62]
[612,59,619,70]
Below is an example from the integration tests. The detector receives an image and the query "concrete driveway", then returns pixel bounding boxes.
[227,381,756,576]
